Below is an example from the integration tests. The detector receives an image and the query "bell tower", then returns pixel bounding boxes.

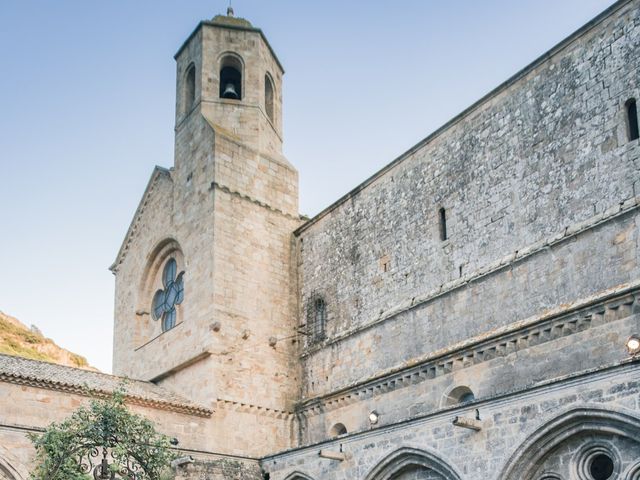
[174,10,286,164]
[111,9,300,457]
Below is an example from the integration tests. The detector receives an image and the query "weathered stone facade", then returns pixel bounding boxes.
[1,1,640,479]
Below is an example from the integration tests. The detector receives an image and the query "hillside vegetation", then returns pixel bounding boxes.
[0,311,95,370]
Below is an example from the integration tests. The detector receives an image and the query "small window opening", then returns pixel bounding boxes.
[589,453,614,480]
[627,98,639,141]
[308,297,327,343]
[444,386,475,406]
[220,55,242,100]
[329,423,347,438]
[265,74,275,122]
[459,391,475,403]
[184,64,196,112]
[439,207,447,241]
[380,254,390,273]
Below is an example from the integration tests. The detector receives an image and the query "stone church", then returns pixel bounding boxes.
[1,0,640,478]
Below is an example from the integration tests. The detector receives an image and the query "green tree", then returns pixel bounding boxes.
[29,389,176,480]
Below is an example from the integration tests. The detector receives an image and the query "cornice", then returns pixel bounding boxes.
[216,398,294,419]
[211,181,300,222]
[297,282,640,416]
[0,372,212,418]
[265,359,640,462]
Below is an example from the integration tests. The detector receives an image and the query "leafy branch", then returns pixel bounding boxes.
[29,388,176,480]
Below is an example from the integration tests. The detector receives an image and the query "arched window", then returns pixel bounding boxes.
[443,386,475,406]
[219,54,243,100]
[265,73,275,122]
[308,297,327,343]
[138,239,186,341]
[626,98,639,141]
[184,63,196,112]
[329,423,347,438]
[151,258,185,332]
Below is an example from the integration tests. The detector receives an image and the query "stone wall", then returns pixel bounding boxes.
[174,455,263,480]
[265,362,640,480]
[296,285,640,445]
[296,0,640,406]
[0,382,213,478]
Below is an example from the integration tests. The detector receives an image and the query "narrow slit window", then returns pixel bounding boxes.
[308,297,327,343]
[439,207,447,241]
[627,98,639,141]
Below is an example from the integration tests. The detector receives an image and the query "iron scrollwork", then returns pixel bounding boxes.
[75,445,145,480]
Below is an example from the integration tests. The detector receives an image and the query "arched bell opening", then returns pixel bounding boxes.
[219,54,243,100]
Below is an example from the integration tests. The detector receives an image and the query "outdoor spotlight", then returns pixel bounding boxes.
[170,437,179,446]
[626,335,640,356]
[369,411,379,424]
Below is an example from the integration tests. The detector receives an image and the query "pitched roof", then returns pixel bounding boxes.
[0,353,212,417]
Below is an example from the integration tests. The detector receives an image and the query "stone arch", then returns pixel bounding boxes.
[365,447,462,480]
[183,62,196,114]
[218,52,244,100]
[283,472,315,480]
[499,407,640,480]
[441,385,475,407]
[329,422,347,437]
[264,72,275,122]
[623,460,640,480]
[0,445,29,480]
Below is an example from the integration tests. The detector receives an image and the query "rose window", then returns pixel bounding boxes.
[151,258,185,332]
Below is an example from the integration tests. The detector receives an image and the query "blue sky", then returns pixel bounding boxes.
[0,0,614,372]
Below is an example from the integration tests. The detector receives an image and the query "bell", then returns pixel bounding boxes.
[222,83,239,99]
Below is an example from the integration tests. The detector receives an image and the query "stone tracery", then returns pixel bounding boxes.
[365,448,462,480]
[500,408,640,480]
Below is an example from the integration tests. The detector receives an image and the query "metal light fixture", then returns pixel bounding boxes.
[369,410,379,425]
[626,335,640,356]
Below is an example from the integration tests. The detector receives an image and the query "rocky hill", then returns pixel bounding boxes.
[0,311,95,370]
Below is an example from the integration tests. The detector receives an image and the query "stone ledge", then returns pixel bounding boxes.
[216,398,294,419]
[297,282,640,416]
[211,181,300,221]
[270,359,640,461]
